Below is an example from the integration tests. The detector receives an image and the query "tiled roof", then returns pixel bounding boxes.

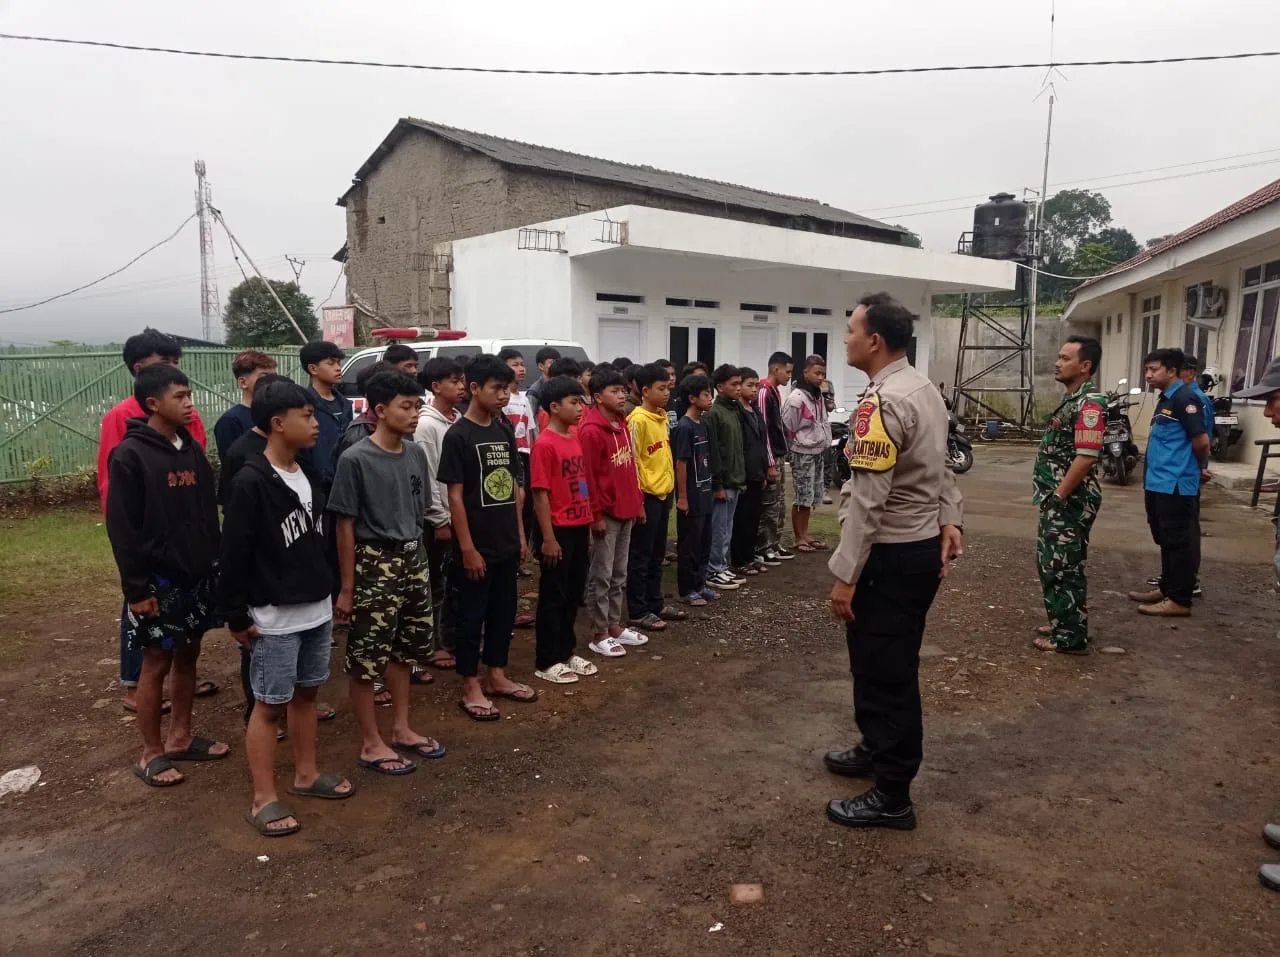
[1074,176,1280,293]
[338,118,904,239]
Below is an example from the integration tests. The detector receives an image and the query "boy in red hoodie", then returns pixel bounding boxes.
[98,330,212,712]
[579,366,648,658]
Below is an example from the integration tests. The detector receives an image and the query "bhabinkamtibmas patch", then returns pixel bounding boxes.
[845,394,898,472]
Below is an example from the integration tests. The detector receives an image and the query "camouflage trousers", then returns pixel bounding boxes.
[346,542,434,681]
[1036,497,1099,650]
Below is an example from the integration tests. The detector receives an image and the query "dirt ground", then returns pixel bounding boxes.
[2,445,1278,956]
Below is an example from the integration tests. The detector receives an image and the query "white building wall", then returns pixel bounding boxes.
[450,226,574,340]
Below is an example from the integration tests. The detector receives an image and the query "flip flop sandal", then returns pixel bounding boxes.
[484,683,539,702]
[165,735,229,762]
[514,614,535,629]
[246,801,301,837]
[194,680,220,698]
[631,614,667,632]
[409,668,435,685]
[658,606,689,621]
[795,542,817,553]
[122,699,172,715]
[459,700,501,721]
[392,739,448,760]
[809,540,830,550]
[317,704,338,722]
[358,756,418,776]
[134,755,184,788]
[589,637,626,658]
[276,728,288,742]
[680,595,708,607]
[427,653,457,670]
[374,689,393,707]
[288,771,356,800]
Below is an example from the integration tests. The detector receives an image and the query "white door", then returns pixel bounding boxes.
[597,317,643,365]
[667,319,719,372]
[738,324,777,376]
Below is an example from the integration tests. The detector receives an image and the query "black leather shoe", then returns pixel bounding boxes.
[826,787,916,830]
[823,746,874,778]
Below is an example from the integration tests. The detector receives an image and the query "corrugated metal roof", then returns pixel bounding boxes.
[1074,176,1280,294]
[339,118,903,239]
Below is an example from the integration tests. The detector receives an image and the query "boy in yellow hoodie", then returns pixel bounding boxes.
[626,364,675,632]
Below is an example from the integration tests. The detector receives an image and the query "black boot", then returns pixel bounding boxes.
[826,787,916,830]
[823,746,874,778]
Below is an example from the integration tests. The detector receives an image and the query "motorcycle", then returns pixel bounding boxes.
[1099,378,1142,486]
[947,412,974,474]
[827,410,850,488]
[1201,369,1243,460]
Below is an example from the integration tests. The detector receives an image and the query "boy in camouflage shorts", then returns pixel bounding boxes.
[329,370,446,776]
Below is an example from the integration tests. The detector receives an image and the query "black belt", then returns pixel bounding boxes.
[358,539,420,553]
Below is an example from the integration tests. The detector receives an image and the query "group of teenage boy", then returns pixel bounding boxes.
[99,329,836,836]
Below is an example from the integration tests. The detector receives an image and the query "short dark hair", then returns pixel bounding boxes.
[635,363,668,391]
[252,372,292,395]
[858,292,916,352]
[419,356,463,391]
[466,353,517,390]
[682,361,708,378]
[767,351,793,370]
[1181,353,1202,373]
[803,354,827,370]
[549,356,582,378]
[1065,336,1102,376]
[579,360,596,376]
[357,360,397,396]
[588,366,626,396]
[497,347,524,363]
[382,343,418,365]
[679,373,712,401]
[543,374,586,408]
[1144,348,1184,372]
[711,364,742,387]
[133,363,188,410]
[251,378,312,432]
[535,346,561,365]
[364,370,422,410]
[232,349,277,379]
[738,366,759,381]
[300,341,343,372]
[611,356,634,370]
[623,363,644,387]
[122,329,181,373]
[654,358,674,372]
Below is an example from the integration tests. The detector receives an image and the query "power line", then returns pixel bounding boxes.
[0,214,196,315]
[2,32,1278,77]
[316,268,343,313]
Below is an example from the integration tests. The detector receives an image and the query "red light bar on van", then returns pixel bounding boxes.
[370,327,468,341]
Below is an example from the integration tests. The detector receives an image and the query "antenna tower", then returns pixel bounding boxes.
[195,159,220,341]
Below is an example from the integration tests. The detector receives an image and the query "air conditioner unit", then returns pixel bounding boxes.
[1185,282,1227,329]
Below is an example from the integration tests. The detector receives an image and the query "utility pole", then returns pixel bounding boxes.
[212,208,309,344]
[195,160,220,342]
[1026,91,1053,422]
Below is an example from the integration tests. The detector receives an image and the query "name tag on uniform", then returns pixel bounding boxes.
[845,394,898,473]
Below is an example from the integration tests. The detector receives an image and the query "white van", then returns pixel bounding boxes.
[338,337,590,401]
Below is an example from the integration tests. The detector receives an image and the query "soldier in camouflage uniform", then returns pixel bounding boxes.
[1032,337,1107,654]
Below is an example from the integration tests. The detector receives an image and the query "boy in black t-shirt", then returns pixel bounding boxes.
[672,374,717,605]
[437,354,538,720]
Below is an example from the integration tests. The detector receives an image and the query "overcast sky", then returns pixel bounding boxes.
[1,0,1278,344]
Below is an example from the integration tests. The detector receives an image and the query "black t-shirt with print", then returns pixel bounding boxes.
[671,416,714,516]
[437,416,522,562]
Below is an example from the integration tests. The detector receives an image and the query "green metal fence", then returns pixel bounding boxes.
[0,348,304,483]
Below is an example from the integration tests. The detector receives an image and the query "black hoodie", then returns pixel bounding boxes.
[105,419,220,603]
[217,453,332,633]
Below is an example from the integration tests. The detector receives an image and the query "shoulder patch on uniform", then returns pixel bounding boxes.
[1082,409,1100,429]
[845,395,897,473]
[1185,403,1198,415]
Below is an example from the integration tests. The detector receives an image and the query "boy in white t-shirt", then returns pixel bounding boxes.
[219,379,355,837]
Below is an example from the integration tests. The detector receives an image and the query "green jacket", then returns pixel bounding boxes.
[703,395,746,491]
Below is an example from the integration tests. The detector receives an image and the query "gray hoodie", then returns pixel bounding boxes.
[413,399,460,529]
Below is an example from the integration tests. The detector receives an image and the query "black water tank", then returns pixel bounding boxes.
[971,192,1030,260]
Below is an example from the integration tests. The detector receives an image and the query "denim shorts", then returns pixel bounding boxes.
[790,451,826,509]
[250,621,333,704]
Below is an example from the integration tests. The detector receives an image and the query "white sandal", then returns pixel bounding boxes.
[534,662,579,684]
[565,655,599,676]
[588,636,626,658]
[615,628,649,646]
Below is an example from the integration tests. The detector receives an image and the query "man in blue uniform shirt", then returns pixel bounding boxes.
[1128,348,1209,617]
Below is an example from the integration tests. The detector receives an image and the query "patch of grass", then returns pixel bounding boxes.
[0,506,115,609]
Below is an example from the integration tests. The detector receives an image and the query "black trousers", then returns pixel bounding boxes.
[1144,491,1200,606]
[676,509,713,596]
[520,454,541,553]
[535,525,591,670]
[846,537,942,797]
[730,479,765,567]
[425,531,458,653]
[627,493,672,618]
[453,555,519,677]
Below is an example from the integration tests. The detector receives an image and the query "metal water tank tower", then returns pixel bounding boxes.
[971,192,1031,260]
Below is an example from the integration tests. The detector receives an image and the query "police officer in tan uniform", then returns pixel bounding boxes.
[823,293,964,831]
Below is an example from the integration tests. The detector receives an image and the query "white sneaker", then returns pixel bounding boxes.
[588,636,626,658]
[565,654,599,676]
[615,628,649,646]
[534,662,580,684]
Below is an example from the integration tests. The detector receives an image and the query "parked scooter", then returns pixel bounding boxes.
[946,411,974,474]
[1099,378,1142,485]
[1200,368,1243,460]
[827,409,850,488]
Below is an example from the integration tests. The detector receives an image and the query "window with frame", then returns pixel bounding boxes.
[1182,324,1209,361]
[1138,296,1160,376]
[1230,258,1280,393]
